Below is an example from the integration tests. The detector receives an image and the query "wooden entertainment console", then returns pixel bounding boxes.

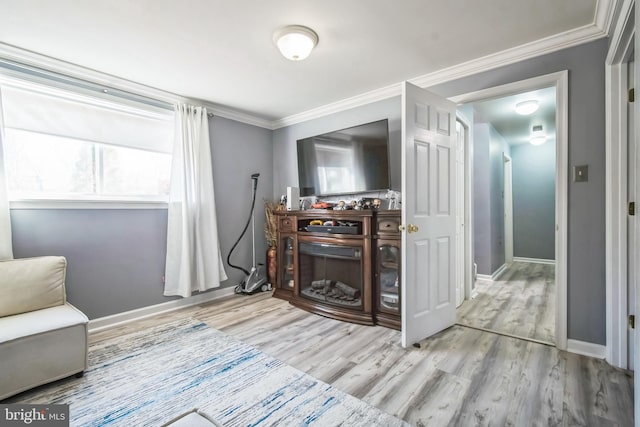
[273,209,401,329]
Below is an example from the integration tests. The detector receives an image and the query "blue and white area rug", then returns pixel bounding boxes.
[10,319,407,426]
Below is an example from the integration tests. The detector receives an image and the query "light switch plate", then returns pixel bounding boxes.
[573,165,588,182]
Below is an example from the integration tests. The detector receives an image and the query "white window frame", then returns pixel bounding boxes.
[0,73,174,210]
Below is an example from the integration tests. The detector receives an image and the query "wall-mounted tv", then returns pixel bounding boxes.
[296,119,390,197]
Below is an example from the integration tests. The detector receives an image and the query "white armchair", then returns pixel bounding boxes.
[0,256,88,400]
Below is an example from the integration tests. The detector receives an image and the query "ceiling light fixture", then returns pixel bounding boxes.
[530,125,546,145]
[515,100,539,115]
[274,25,318,61]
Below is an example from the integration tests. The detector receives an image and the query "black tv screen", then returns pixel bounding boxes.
[296,119,390,197]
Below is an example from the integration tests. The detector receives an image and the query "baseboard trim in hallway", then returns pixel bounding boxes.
[513,256,556,265]
[566,339,607,359]
[475,263,509,282]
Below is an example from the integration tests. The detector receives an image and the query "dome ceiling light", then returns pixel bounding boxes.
[515,100,539,115]
[274,25,319,61]
[530,125,547,145]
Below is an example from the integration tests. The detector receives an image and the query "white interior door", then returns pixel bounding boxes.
[401,82,457,348]
[455,120,465,307]
[504,154,514,264]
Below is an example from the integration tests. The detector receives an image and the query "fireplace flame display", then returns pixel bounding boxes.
[310,279,361,300]
[302,279,362,307]
[298,241,364,309]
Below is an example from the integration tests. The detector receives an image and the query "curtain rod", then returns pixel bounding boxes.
[0,57,174,112]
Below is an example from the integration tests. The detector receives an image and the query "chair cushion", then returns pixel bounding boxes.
[0,256,67,317]
[0,303,88,343]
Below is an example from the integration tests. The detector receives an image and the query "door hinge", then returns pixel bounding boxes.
[630,88,635,103]
[629,202,636,216]
[629,315,635,329]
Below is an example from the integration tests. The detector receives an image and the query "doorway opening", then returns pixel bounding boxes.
[450,72,568,349]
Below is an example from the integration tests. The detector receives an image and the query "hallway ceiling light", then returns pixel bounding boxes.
[274,25,318,61]
[515,100,539,115]
[530,125,546,145]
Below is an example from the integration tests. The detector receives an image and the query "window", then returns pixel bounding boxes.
[0,80,174,203]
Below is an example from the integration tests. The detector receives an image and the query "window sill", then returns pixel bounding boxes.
[9,199,169,210]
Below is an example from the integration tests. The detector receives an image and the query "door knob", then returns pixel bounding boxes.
[407,224,419,233]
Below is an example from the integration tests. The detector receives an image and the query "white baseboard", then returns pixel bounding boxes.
[513,257,556,265]
[492,263,508,280]
[566,339,607,359]
[476,263,508,282]
[88,286,237,333]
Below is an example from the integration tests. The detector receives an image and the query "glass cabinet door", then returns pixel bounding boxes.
[279,235,295,290]
[377,243,400,313]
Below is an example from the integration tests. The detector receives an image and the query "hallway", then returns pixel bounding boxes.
[457,262,555,344]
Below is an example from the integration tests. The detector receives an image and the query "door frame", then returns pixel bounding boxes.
[503,153,514,264]
[455,112,474,301]
[449,70,568,350]
[604,0,634,369]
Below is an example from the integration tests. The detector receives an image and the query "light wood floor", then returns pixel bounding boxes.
[457,262,555,344]
[89,291,633,426]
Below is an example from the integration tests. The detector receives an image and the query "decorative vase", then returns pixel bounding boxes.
[267,246,277,286]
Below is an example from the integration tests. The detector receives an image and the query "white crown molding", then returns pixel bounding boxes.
[410,24,605,89]
[203,101,273,129]
[270,82,402,129]
[272,0,615,129]
[0,42,273,129]
[0,0,617,131]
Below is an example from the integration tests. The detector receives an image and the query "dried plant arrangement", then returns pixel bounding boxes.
[264,200,278,247]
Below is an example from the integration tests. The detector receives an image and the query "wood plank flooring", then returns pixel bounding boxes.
[457,262,556,344]
[88,291,633,426]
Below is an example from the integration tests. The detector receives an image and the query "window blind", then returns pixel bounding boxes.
[0,82,174,153]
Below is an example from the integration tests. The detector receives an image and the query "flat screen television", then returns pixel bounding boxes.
[296,119,390,197]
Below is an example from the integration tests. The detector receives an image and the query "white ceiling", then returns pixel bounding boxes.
[472,86,557,146]
[0,1,605,124]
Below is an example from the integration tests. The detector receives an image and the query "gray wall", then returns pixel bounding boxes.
[489,126,510,273]
[430,38,608,345]
[210,116,273,288]
[511,141,556,260]
[273,38,608,345]
[473,122,510,276]
[12,209,170,319]
[473,123,491,275]
[272,97,401,199]
[10,115,272,319]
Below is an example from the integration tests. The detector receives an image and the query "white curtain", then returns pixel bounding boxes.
[0,88,13,260]
[164,104,227,297]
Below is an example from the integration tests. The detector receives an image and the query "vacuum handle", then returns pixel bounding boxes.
[251,173,259,190]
